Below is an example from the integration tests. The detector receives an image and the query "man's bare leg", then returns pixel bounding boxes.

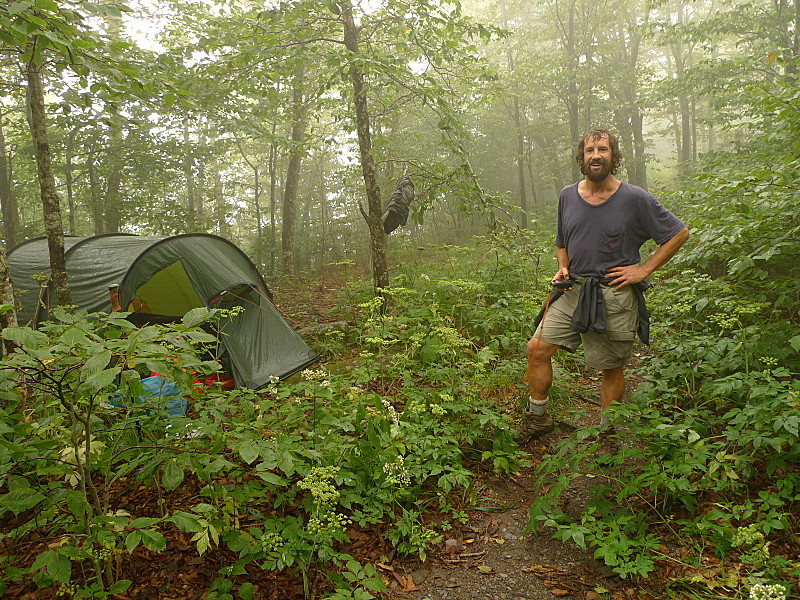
[599,366,625,427]
[514,337,561,443]
[526,337,561,401]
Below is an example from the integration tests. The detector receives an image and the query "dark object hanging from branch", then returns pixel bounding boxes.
[382,175,415,234]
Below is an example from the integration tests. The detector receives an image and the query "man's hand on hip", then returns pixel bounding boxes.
[607,264,648,288]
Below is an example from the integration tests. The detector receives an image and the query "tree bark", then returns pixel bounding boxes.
[0,117,18,249]
[65,128,76,235]
[103,162,122,233]
[25,51,71,306]
[87,148,104,234]
[281,72,308,276]
[183,116,197,230]
[340,0,389,296]
[0,246,18,353]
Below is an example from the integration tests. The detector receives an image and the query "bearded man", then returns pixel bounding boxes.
[515,128,690,443]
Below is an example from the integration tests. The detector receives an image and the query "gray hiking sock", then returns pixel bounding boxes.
[526,397,548,416]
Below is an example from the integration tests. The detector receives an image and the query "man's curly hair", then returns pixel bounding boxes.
[575,128,623,175]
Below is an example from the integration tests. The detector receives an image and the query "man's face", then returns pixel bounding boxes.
[580,134,614,182]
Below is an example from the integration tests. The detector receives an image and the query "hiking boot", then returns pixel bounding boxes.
[513,412,554,444]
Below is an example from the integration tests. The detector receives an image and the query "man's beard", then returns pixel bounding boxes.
[581,159,612,182]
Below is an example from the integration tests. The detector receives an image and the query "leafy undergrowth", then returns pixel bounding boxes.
[1,237,799,600]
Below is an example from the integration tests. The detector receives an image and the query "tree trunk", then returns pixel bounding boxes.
[213,171,226,237]
[0,117,18,249]
[0,246,18,353]
[103,163,122,233]
[340,0,389,296]
[65,128,76,235]
[183,116,197,231]
[25,52,71,306]
[501,1,528,227]
[269,132,278,277]
[281,72,308,276]
[87,148,104,235]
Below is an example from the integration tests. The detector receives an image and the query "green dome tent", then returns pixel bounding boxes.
[7,233,319,389]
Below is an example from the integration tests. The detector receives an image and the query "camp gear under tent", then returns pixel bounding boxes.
[7,233,319,389]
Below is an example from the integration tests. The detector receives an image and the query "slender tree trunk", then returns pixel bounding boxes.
[25,51,71,305]
[213,171,226,237]
[87,148,104,235]
[501,1,528,227]
[183,116,196,231]
[65,128,76,235]
[0,117,18,248]
[0,246,18,353]
[269,133,278,277]
[197,128,207,227]
[340,0,389,296]
[253,169,263,266]
[103,165,122,233]
[281,72,308,276]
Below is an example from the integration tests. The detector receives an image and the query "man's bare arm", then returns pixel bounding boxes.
[607,227,690,288]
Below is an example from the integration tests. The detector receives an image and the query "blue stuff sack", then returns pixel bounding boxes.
[110,375,188,417]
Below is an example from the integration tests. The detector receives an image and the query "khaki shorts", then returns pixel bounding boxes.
[534,283,638,370]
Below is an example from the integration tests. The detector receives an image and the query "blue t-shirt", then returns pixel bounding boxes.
[555,182,686,278]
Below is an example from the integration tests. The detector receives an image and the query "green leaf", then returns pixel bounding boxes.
[32,550,72,583]
[789,335,800,353]
[83,349,112,375]
[0,488,45,515]
[34,0,59,11]
[161,460,184,491]
[168,511,203,533]
[64,490,90,518]
[256,471,289,486]
[2,327,47,348]
[238,582,255,600]
[182,307,211,328]
[277,451,295,476]
[48,551,72,582]
[130,517,160,528]
[125,530,142,554]
[83,367,121,392]
[7,1,33,16]
[139,529,166,552]
[110,580,132,593]
[238,444,259,465]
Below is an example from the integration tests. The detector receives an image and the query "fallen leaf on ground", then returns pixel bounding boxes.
[550,589,570,597]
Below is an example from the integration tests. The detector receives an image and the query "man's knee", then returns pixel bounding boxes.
[527,337,558,361]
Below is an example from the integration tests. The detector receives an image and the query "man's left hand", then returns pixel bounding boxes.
[607,265,649,288]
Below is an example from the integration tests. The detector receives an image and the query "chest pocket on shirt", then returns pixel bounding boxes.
[599,229,625,256]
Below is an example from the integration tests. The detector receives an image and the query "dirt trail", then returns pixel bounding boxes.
[394,402,646,600]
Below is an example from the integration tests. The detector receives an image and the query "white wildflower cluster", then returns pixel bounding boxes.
[383,455,411,486]
[749,583,788,600]
[733,524,771,561]
[301,368,327,381]
[760,356,779,367]
[433,325,471,351]
[381,399,400,426]
[264,375,281,397]
[429,403,446,416]
[306,513,351,536]
[297,466,340,504]
[404,399,426,415]
[259,531,284,554]
[733,524,766,550]
[297,466,351,535]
